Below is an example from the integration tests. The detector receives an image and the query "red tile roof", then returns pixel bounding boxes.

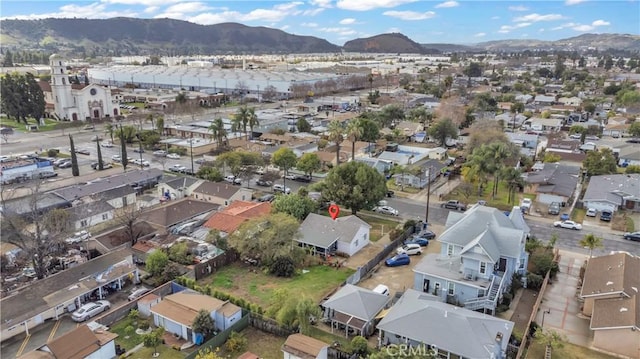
[203,201,271,233]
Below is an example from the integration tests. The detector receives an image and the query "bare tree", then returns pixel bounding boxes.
[0,182,72,279]
[1,127,14,143]
[114,204,145,246]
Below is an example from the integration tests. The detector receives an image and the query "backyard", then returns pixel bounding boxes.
[200,263,354,311]
[526,341,618,359]
[358,213,402,242]
[0,117,60,132]
[218,327,286,359]
[444,180,535,211]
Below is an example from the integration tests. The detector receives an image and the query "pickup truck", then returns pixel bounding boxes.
[440,200,467,211]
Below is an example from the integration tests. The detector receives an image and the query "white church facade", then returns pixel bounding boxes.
[47,54,118,121]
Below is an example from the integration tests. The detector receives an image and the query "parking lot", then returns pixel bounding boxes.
[346,223,445,297]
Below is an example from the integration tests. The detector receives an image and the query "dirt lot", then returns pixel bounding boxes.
[354,223,445,296]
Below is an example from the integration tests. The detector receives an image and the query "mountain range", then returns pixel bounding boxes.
[1,17,639,56]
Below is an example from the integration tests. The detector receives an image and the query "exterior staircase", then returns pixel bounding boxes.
[463,274,504,314]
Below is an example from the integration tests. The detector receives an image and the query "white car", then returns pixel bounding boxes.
[166,153,181,159]
[153,150,167,157]
[586,208,598,217]
[285,173,296,180]
[273,184,291,194]
[72,300,111,322]
[111,154,122,163]
[373,205,399,216]
[128,287,151,301]
[520,198,532,212]
[101,142,114,148]
[65,230,91,244]
[224,175,242,185]
[569,134,582,139]
[132,158,150,167]
[396,243,422,256]
[553,220,582,230]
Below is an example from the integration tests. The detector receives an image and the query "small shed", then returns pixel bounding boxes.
[137,293,161,317]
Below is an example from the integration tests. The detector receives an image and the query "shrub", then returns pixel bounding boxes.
[527,273,544,290]
[351,336,369,356]
[270,256,296,277]
[224,331,248,352]
[501,292,513,307]
[128,309,140,322]
[403,219,417,231]
[138,320,150,330]
[47,148,59,157]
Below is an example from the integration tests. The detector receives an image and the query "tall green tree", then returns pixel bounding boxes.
[583,148,617,176]
[192,309,216,339]
[208,118,227,150]
[272,147,298,189]
[272,194,317,221]
[323,161,387,215]
[428,118,458,147]
[146,250,169,277]
[69,135,79,177]
[232,106,248,138]
[155,116,164,135]
[296,152,321,178]
[105,123,115,143]
[0,72,45,125]
[628,122,640,138]
[580,233,603,258]
[296,118,312,133]
[96,138,104,170]
[327,120,344,165]
[246,107,259,140]
[345,119,363,161]
[378,104,405,129]
[120,130,128,171]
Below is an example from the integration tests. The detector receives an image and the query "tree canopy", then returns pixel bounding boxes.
[428,118,458,147]
[583,148,617,176]
[296,152,321,178]
[0,72,45,124]
[322,161,387,214]
[272,193,317,221]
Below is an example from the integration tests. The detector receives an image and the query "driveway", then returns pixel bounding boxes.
[535,250,592,347]
[354,224,445,296]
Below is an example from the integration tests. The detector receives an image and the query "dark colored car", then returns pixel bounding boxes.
[133,148,145,153]
[560,213,570,221]
[294,174,311,182]
[415,230,436,240]
[600,210,613,222]
[404,237,430,247]
[75,149,90,155]
[258,194,275,202]
[623,232,640,241]
[385,253,410,267]
[386,190,395,198]
[256,179,273,187]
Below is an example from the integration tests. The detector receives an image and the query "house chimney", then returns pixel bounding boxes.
[493,332,504,359]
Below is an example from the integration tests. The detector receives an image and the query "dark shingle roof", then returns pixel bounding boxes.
[193,181,242,199]
[54,169,163,201]
[140,198,218,227]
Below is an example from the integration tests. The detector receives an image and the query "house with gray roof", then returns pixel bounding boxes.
[582,174,640,213]
[377,289,514,359]
[321,284,390,337]
[66,201,115,230]
[525,163,581,205]
[297,213,370,257]
[413,205,529,315]
[192,181,253,207]
[355,158,393,175]
[1,192,70,218]
[157,176,203,200]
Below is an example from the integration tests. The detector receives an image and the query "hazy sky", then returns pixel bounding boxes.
[2,0,638,45]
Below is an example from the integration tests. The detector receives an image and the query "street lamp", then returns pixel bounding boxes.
[541,308,551,328]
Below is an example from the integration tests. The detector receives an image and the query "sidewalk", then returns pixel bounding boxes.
[408,177,461,203]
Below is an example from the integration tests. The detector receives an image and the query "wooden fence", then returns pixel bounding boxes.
[248,312,296,337]
[515,249,559,359]
[193,249,239,280]
[184,313,250,359]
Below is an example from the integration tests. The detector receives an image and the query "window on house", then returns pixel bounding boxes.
[480,262,487,274]
[80,219,88,227]
[62,78,65,85]
[59,61,62,66]
[478,289,485,297]
[102,214,108,220]
[447,244,454,256]
[122,196,128,207]
[224,201,228,206]
[354,239,359,247]
[195,194,198,199]
[447,282,455,296]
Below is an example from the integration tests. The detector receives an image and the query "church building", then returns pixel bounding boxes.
[44,54,118,121]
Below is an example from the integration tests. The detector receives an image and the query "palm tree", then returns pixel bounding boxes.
[247,107,259,140]
[485,142,512,197]
[501,167,524,204]
[146,113,155,131]
[443,75,453,97]
[345,119,363,161]
[437,63,443,85]
[327,120,344,165]
[208,118,227,150]
[580,233,603,257]
[105,123,115,143]
[234,106,249,140]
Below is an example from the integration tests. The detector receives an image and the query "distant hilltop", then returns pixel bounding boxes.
[1,17,638,55]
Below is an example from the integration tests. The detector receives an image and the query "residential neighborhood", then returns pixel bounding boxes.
[1,6,640,359]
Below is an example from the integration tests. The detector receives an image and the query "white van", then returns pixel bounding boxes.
[373,284,390,296]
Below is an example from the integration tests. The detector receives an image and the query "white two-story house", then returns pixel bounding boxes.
[413,205,529,315]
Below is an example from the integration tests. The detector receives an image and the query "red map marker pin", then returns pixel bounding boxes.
[328,204,340,220]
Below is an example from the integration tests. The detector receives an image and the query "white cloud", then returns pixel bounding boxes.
[552,19,610,32]
[339,18,356,25]
[318,26,351,33]
[309,0,333,7]
[281,25,290,31]
[383,10,435,20]
[2,2,137,20]
[144,6,159,13]
[164,2,306,25]
[498,22,532,33]
[303,8,325,16]
[514,13,565,22]
[491,16,500,20]
[164,2,212,14]
[592,19,610,26]
[103,0,180,5]
[301,22,318,27]
[539,28,545,32]
[508,5,529,11]
[473,32,486,37]
[572,24,593,31]
[336,0,418,11]
[435,1,459,8]
[565,0,587,5]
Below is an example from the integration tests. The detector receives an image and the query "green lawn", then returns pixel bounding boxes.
[126,346,187,359]
[201,264,353,310]
[0,117,60,132]
[527,341,618,359]
[571,208,586,223]
[110,317,146,351]
[387,179,421,194]
[218,327,286,359]
[357,214,401,242]
[445,180,527,211]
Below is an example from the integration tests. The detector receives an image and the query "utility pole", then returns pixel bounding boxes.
[425,166,433,226]
[190,133,194,174]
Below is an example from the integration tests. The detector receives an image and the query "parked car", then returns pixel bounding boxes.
[128,287,151,301]
[133,148,145,153]
[256,179,273,187]
[91,162,113,170]
[623,232,640,241]
[373,206,399,216]
[569,134,582,139]
[194,158,208,164]
[293,174,311,182]
[170,164,187,172]
[560,213,570,221]
[65,230,91,244]
[520,198,532,213]
[166,153,181,159]
[385,253,411,267]
[101,142,114,148]
[440,200,466,211]
[284,173,297,180]
[53,158,70,166]
[404,237,430,247]
[38,171,58,179]
[258,194,276,202]
[58,161,73,168]
[548,202,560,215]
[132,159,150,167]
[600,210,613,222]
[415,230,436,241]
[396,243,423,256]
[224,175,242,185]
[586,208,597,217]
[72,300,110,322]
[75,149,90,155]
[153,150,167,157]
[273,184,291,194]
[111,155,122,163]
[386,190,395,198]
[553,220,582,230]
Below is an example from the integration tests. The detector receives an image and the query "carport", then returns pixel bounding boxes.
[321,284,390,338]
